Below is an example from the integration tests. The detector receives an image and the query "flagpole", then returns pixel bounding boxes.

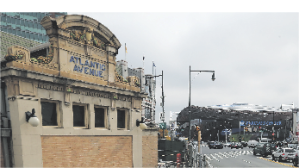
[152,61,155,76]
[125,43,127,61]
[143,55,145,69]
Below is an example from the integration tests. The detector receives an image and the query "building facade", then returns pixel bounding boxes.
[116,60,157,122]
[144,74,156,121]
[0,14,158,167]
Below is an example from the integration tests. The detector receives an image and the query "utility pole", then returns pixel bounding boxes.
[273,111,275,142]
[161,70,165,138]
[225,130,227,143]
[153,72,163,138]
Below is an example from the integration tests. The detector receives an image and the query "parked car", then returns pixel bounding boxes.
[223,142,232,147]
[288,143,298,149]
[292,153,299,167]
[253,142,276,157]
[241,141,248,147]
[272,148,296,162]
[231,142,243,149]
[209,141,223,149]
[248,140,259,148]
[207,141,215,146]
[288,146,299,164]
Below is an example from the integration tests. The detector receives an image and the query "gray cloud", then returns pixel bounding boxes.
[69,12,298,123]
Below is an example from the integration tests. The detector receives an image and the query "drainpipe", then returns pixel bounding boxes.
[1,83,12,167]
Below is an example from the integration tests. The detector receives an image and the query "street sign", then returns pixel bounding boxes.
[159,123,166,129]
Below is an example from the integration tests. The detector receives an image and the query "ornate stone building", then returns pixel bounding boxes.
[0,14,158,167]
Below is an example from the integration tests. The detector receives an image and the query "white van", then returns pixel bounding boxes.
[260,138,272,143]
[248,140,259,148]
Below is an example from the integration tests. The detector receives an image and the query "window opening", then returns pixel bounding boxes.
[95,107,105,127]
[41,102,58,126]
[117,110,126,128]
[73,105,85,127]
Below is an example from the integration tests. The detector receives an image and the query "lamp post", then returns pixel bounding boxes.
[150,72,164,137]
[273,111,275,142]
[161,71,165,138]
[188,66,215,167]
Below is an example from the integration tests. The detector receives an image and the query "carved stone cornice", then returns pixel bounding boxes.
[1,68,146,98]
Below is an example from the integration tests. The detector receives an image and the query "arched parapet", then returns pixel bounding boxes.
[40,15,121,51]
[36,14,140,92]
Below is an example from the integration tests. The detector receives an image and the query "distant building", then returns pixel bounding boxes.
[169,111,180,128]
[0,12,66,57]
[0,31,42,57]
[116,60,157,122]
[0,12,66,43]
[144,74,156,121]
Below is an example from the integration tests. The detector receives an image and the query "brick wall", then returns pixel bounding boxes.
[142,135,158,167]
[0,139,4,168]
[41,136,132,167]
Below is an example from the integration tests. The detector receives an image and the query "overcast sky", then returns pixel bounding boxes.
[67,12,298,123]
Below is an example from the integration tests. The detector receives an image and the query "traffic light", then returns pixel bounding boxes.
[198,131,201,142]
[198,131,201,152]
[196,126,200,132]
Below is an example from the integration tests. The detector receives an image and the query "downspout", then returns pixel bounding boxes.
[1,83,12,167]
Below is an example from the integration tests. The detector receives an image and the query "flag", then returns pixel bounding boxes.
[153,62,156,67]
[125,43,127,53]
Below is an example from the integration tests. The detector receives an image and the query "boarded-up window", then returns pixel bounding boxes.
[73,105,85,127]
[41,102,57,126]
[117,110,126,128]
[95,107,105,127]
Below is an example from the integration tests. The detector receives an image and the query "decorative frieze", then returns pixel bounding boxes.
[37,82,132,102]
[37,82,64,92]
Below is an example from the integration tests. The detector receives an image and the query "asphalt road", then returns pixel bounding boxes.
[200,145,295,167]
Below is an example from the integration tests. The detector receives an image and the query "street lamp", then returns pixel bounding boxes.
[149,72,164,137]
[188,66,215,167]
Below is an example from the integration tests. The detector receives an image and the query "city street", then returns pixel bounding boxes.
[199,145,294,167]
